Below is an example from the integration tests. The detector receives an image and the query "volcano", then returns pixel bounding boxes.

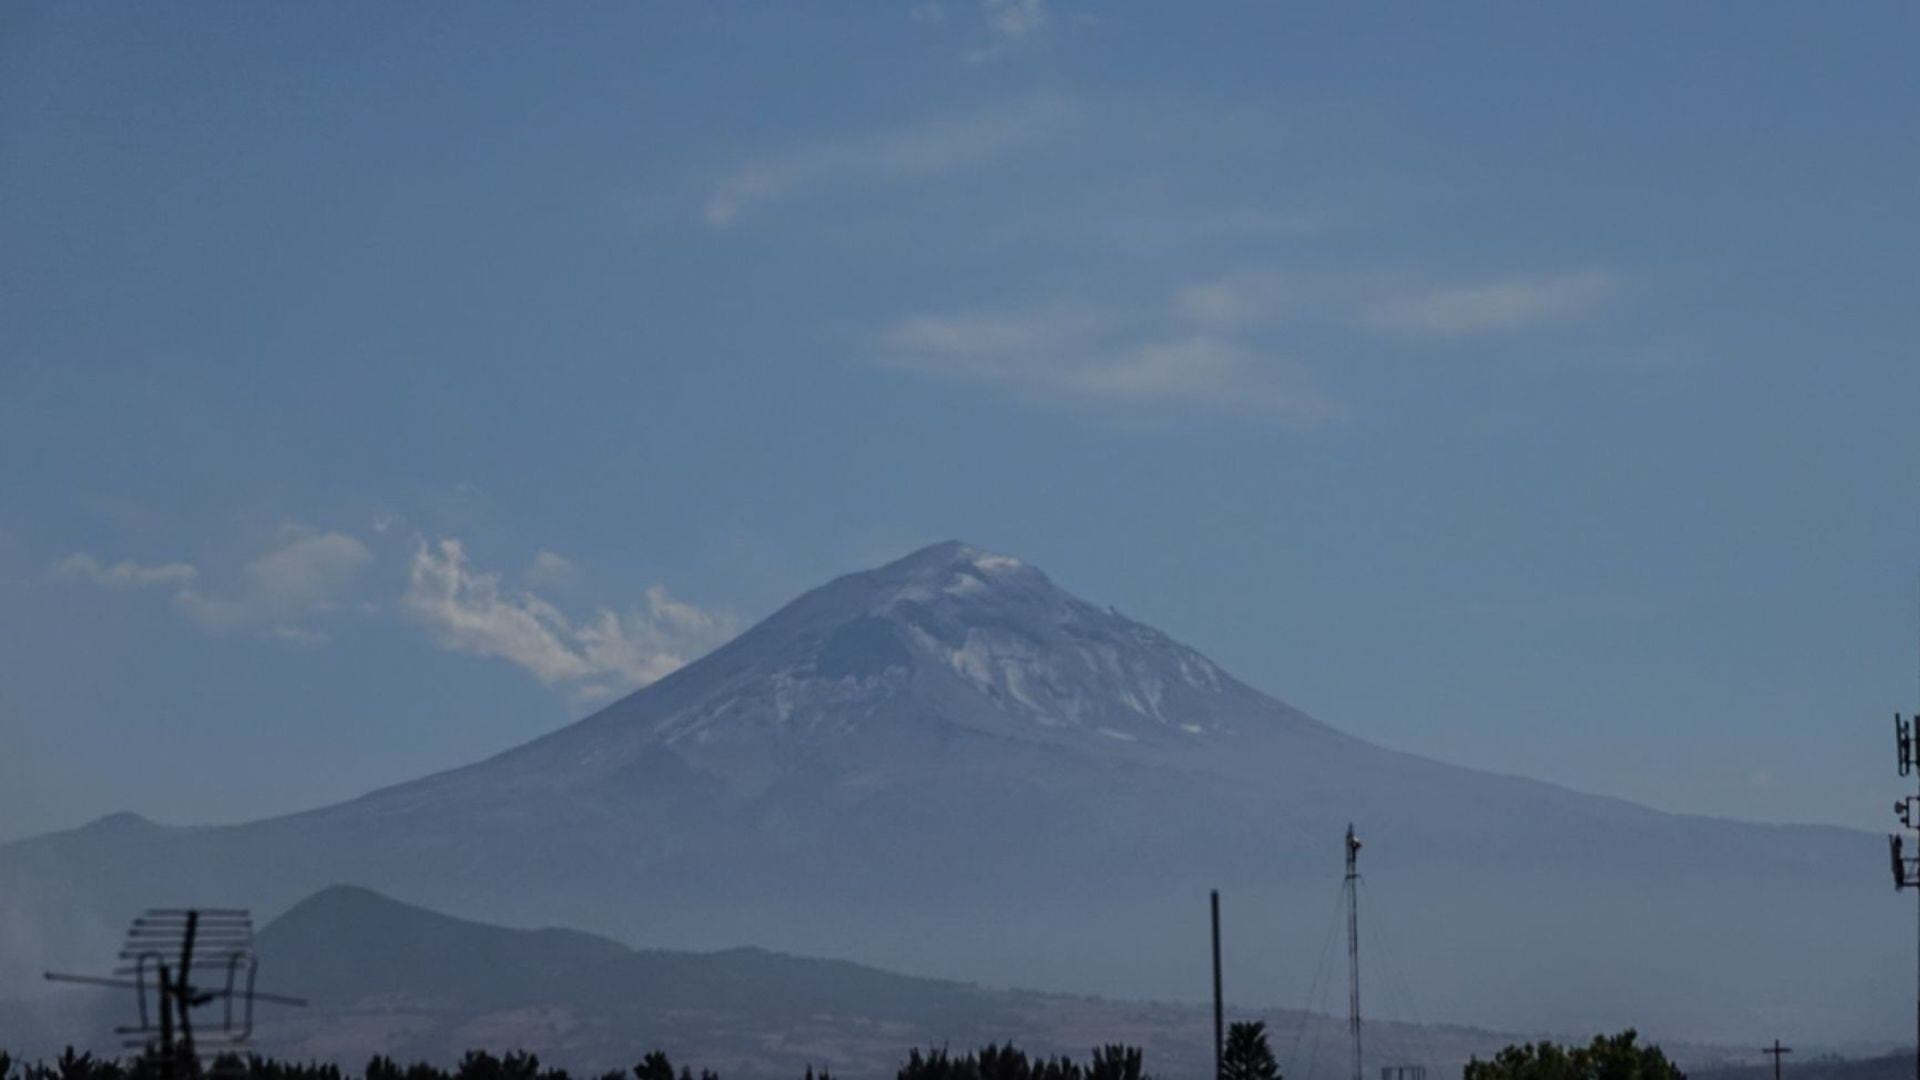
[0,542,1895,1045]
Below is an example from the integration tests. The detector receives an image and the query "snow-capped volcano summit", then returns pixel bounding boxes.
[830,540,1243,742]
[0,542,1896,1045]
[408,539,1331,809]
[586,538,1308,752]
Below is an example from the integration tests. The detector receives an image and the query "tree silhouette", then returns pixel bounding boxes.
[1464,1030,1684,1080]
[1087,1046,1144,1080]
[1221,1022,1280,1080]
[366,1057,450,1080]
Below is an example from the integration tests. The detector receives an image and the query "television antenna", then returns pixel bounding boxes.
[44,908,305,1075]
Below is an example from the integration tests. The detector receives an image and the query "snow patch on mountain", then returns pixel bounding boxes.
[969,550,1024,574]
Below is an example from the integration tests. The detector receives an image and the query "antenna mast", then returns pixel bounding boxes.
[1346,824,1363,1080]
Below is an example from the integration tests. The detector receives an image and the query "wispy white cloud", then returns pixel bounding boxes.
[404,538,737,700]
[50,553,198,589]
[524,550,578,591]
[268,624,331,647]
[1174,271,1354,330]
[879,266,1619,420]
[968,0,1049,61]
[1176,268,1618,339]
[1363,270,1614,336]
[701,95,1074,227]
[877,304,1337,423]
[57,529,372,642]
[173,528,372,640]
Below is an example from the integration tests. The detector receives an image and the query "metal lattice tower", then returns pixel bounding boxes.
[1891,595,1920,1080]
[1895,710,1920,1080]
[1346,824,1363,1080]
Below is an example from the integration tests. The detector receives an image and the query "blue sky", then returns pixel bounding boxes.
[3,2,1917,841]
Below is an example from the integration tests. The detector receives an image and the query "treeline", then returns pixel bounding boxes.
[1463,1030,1684,1080]
[0,1027,1680,1080]
[0,1043,1148,1080]
[0,1049,693,1080]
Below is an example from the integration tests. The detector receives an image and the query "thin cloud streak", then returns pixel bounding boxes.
[1364,270,1615,336]
[50,553,197,589]
[701,95,1076,227]
[1178,269,1618,338]
[877,305,1339,424]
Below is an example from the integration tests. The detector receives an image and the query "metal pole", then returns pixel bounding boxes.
[176,909,198,1065]
[1347,825,1363,1080]
[1212,890,1224,1080]
[157,962,174,1080]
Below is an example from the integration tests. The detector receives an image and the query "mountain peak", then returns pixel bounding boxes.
[867,539,1041,588]
[442,541,1323,808]
[852,540,1050,614]
[552,540,1295,759]
[882,539,1027,570]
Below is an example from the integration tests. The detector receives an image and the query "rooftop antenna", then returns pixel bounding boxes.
[45,907,305,1077]
[1346,824,1363,1080]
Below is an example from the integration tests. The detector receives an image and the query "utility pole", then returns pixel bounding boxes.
[1346,824,1363,1080]
[1762,1040,1791,1080]
[1212,890,1224,1080]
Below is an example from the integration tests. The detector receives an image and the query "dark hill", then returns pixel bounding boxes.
[256,884,1025,1031]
